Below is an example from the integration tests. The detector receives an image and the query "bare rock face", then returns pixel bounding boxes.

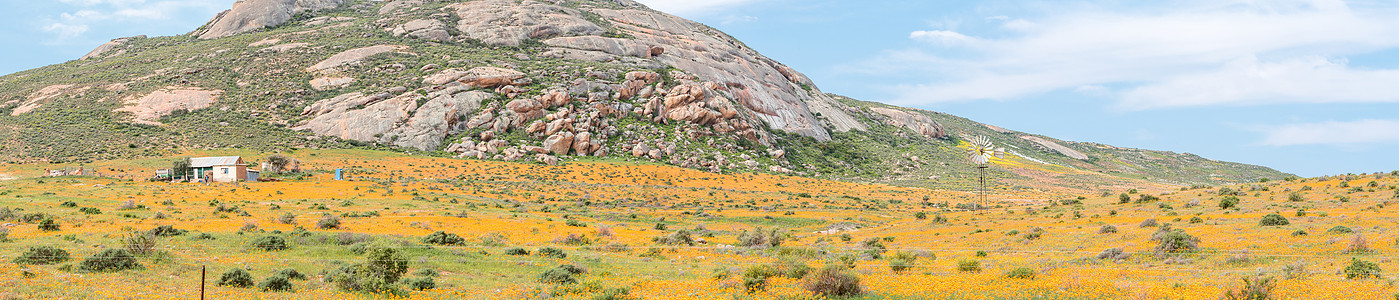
[1021,136,1090,160]
[446,0,604,47]
[81,36,141,60]
[10,85,81,116]
[115,87,224,125]
[422,67,528,88]
[296,88,493,150]
[306,45,406,73]
[869,107,945,139]
[393,19,451,41]
[196,0,348,39]
[309,76,355,90]
[543,132,575,155]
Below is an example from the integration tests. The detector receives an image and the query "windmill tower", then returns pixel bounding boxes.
[966,136,1004,210]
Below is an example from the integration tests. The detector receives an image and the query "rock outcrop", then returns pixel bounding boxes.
[115,87,224,125]
[446,0,604,47]
[393,19,452,41]
[81,36,142,60]
[869,107,945,139]
[1021,136,1090,160]
[296,88,493,150]
[196,0,348,39]
[306,45,406,73]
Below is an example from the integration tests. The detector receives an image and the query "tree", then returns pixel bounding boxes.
[172,157,192,180]
[266,154,299,173]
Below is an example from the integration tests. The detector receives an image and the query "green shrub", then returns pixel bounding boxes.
[1219,196,1240,209]
[1288,193,1304,202]
[1290,230,1308,236]
[1005,267,1036,279]
[1118,193,1131,204]
[79,249,140,272]
[1153,229,1200,256]
[1098,225,1118,234]
[1344,258,1382,279]
[149,225,186,237]
[565,219,587,227]
[273,268,307,280]
[801,265,862,297]
[421,231,465,245]
[914,212,927,219]
[1328,226,1354,234]
[332,247,410,293]
[1221,276,1275,300]
[402,277,435,290]
[13,246,70,265]
[1258,214,1289,226]
[652,230,695,246]
[277,213,296,224]
[957,259,981,273]
[218,269,255,288]
[259,275,294,292]
[887,252,916,273]
[317,214,342,229]
[251,235,289,251]
[38,217,60,231]
[79,207,101,214]
[537,247,566,259]
[538,264,586,285]
[736,228,783,248]
[504,248,530,256]
[1189,216,1204,224]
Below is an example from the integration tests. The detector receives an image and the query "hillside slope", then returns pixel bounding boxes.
[0,0,1289,189]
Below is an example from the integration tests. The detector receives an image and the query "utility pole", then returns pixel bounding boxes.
[200,265,206,300]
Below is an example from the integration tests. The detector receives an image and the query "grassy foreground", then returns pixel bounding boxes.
[0,149,1394,299]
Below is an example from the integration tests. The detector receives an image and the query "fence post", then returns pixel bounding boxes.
[200,265,206,300]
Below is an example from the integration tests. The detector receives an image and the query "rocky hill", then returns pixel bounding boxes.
[0,0,1289,190]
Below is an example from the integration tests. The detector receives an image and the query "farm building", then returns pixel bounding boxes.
[190,156,258,183]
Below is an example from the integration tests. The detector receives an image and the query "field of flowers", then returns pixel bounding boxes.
[1,149,1396,299]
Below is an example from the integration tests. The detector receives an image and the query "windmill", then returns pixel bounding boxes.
[966,136,1004,210]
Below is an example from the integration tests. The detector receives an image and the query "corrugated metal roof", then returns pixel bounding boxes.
[191,156,243,168]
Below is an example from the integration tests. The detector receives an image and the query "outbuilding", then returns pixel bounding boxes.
[190,156,253,183]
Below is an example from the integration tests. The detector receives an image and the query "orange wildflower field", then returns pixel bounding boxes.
[1,149,1396,299]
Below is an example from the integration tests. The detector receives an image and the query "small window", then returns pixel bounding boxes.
[223,168,229,174]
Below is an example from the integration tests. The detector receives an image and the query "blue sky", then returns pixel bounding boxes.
[3,0,1398,177]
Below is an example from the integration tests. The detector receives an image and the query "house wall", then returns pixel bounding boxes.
[210,165,247,183]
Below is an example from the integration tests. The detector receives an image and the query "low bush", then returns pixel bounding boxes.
[273,268,307,280]
[1344,258,1381,279]
[737,228,784,248]
[402,277,435,290]
[957,259,981,273]
[1139,219,1158,228]
[331,248,409,293]
[887,252,917,273]
[251,235,289,251]
[504,248,530,256]
[1221,276,1275,300]
[1258,214,1289,226]
[1328,226,1354,234]
[13,246,70,265]
[149,225,186,237]
[1098,248,1130,260]
[259,275,293,292]
[538,264,586,285]
[1098,225,1118,234]
[38,217,60,231]
[1219,196,1240,209]
[317,214,342,229]
[421,231,465,245]
[801,265,862,297]
[218,269,255,288]
[79,249,140,272]
[537,247,566,259]
[1153,229,1200,257]
[277,213,296,224]
[652,230,695,246]
[1005,267,1036,279]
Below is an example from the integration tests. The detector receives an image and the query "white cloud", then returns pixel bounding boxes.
[909,30,979,46]
[1259,119,1399,146]
[41,0,230,44]
[864,0,1399,109]
[634,0,763,16]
